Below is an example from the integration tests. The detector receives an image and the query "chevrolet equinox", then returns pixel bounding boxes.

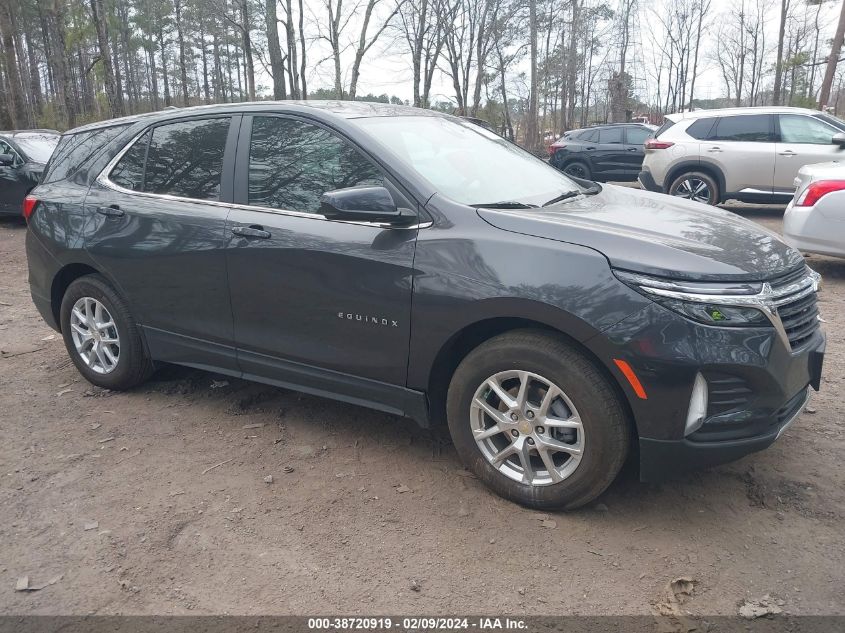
[25,102,825,509]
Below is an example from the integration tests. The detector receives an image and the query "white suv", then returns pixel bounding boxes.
[639,106,845,205]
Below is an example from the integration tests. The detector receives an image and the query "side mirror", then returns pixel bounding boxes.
[0,154,14,167]
[319,186,416,225]
[832,132,845,148]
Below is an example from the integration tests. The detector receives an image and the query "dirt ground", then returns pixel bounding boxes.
[1,204,844,617]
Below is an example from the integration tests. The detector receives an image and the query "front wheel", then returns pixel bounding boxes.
[446,330,631,510]
[668,171,719,205]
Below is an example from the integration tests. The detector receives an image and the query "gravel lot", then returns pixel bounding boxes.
[1,204,844,616]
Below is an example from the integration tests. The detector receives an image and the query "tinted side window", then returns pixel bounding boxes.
[579,129,597,142]
[42,125,129,184]
[599,127,623,144]
[144,118,230,200]
[626,127,651,145]
[686,117,717,140]
[712,115,772,142]
[0,139,22,166]
[778,115,836,144]
[248,116,383,214]
[110,130,151,191]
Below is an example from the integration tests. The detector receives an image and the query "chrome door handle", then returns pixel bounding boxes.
[778,150,796,156]
[706,146,722,153]
[231,225,271,239]
[96,205,124,217]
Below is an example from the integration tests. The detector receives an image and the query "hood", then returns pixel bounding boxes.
[477,184,804,281]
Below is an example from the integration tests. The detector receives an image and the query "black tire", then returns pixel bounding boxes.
[59,274,153,390]
[446,329,631,510]
[563,161,592,180]
[668,170,719,205]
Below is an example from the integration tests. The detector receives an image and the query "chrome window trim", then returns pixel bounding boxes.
[97,125,431,230]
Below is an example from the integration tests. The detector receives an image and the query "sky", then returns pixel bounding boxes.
[255,0,843,107]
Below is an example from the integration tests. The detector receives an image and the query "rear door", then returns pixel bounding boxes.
[593,127,628,179]
[775,114,845,194]
[621,126,651,179]
[225,114,418,396]
[704,114,776,195]
[83,115,239,370]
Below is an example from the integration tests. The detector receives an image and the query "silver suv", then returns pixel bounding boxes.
[639,106,845,205]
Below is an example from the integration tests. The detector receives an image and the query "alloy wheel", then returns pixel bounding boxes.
[673,177,711,204]
[69,297,121,374]
[564,164,588,179]
[470,370,584,486]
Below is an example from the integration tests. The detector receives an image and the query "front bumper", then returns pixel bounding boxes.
[637,169,662,193]
[589,301,825,482]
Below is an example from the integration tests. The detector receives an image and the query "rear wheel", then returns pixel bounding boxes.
[446,330,631,510]
[563,161,592,180]
[60,275,153,390]
[668,171,719,205]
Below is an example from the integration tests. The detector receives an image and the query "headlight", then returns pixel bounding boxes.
[614,270,772,327]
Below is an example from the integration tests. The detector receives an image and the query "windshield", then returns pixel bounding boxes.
[14,134,60,163]
[355,116,581,206]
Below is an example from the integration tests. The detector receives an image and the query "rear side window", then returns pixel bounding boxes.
[110,130,151,191]
[626,127,651,145]
[247,116,383,214]
[686,117,717,140]
[42,125,129,184]
[144,118,230,200]
[599,128,623,144]
[579,129,598,142]
[711,115,773,142]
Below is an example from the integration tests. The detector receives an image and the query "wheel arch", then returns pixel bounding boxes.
[424,316,638,444]
[50,263,102,330]
[665,160,726,203]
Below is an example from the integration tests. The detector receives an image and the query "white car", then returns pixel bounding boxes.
[639,107,845,206]
[783,161,845,258]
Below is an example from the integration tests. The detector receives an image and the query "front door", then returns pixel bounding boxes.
[84,115,239,370]
[0,139,29,214]
[225,115,418,395]
[622,126,651,180]
[774,113,845,194]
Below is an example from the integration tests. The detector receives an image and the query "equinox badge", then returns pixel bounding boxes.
[338,312,399,327]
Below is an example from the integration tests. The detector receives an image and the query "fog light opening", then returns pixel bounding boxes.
[685,373,708,436]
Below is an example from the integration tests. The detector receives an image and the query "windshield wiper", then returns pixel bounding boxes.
[542,184,601,207]
[470,201,539,209]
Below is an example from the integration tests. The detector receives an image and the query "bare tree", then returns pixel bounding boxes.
[819,0,845,109]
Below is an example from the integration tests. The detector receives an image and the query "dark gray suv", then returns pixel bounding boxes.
[25,102,825,509]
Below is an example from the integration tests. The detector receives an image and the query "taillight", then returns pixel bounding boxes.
[22,194,38,221]
[548,144,563,156]
[644,139,674,150]
[795,180,845,207]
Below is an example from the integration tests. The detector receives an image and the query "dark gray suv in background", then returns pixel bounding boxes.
[25,102,825,509]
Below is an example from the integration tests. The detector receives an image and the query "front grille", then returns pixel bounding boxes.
[770,267,820,350]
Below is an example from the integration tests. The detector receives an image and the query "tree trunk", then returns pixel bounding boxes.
[819,0,845,110]
[174,0,190,105]
[89,0,124,118]
[49,0,75,127]
[0,0,28,127]
[239,0,256,100]
[298,0,307,98]
[773,0,788,105]
[525,0,538,152]
[266,0,286,99]
[157,26,172,106]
